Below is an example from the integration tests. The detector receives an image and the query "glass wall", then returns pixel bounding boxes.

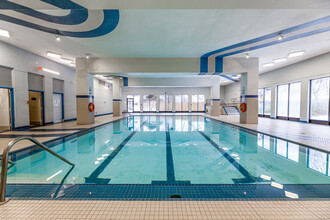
[258,87,271,117]
[143,95,157,112]
[192,95,205,112]
[310,77,330,124]
[133,95,140,112]
[159,94,173,112]
[277,82,301,120]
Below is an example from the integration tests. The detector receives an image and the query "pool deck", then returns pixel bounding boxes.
[206,115,330,152]
[1,114,330,219]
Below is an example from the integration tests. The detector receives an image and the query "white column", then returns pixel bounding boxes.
[76,58,94,125]
[223,57,259,124]
[270,85,276,119]
[112,76,122,116]
[300,78,309,122]
[210,77,221,116]
[44,77,53,124]
[11,69,29,128]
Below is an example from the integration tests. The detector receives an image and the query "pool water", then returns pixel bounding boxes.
[6,116,330,187]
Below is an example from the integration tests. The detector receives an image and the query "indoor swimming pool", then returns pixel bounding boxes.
[5,116,330,200]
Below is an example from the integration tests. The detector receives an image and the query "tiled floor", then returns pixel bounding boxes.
[2,200,330,219]
[1,114,330,219]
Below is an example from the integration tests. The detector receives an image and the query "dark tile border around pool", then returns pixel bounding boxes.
[6,183,330,201]
[203,116,330,154]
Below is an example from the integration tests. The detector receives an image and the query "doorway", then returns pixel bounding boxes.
[0,88,13,131]
[53,93,64,123]
[143,95,157,112]
[127,96,134,113]
[29,91,44,126]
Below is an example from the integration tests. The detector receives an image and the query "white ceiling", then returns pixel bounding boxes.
[0,1,330,78]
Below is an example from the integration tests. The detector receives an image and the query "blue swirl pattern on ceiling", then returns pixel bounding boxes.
[0,0,120,38]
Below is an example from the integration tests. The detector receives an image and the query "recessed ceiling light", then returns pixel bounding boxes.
[85,53,90,59]
[0,29,10,38]
[46,51,61,59]
[262,63,274,67]
[60,58,73,63]
[42,68,60,75]
[55,35,60,41]
[274,57,287,63]
[277,33,284,40]
[69,62,76,67]
[288,50,305,58]
[245,53,250,59]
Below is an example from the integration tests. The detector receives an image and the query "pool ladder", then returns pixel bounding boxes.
[0,136,75,205]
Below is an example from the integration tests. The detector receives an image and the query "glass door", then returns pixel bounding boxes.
[159,94,172,112]
[182,95,188,112]
[191,95,198,112]
[133,95,140,112]
[143,95,157,112]
[310,77,330,124]
[276,82,301,121]
[127,96,134,113]
[258,87,271,117]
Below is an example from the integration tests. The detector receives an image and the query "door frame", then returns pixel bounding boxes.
[53,92,64,122]
[127,97,134,113]
[0,86,15,130]
[29,89,45,126]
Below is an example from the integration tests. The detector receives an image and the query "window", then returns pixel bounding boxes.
[192,95,205,112]
[175,95,189,112]
[277,82,301,120]
[277,84,289,118]
[159,94,173,112]
[133,95,140,112]
[258,87,271,117]
[310,77,330,124]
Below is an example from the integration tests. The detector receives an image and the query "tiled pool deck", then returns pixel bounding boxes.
[1,114,330,219]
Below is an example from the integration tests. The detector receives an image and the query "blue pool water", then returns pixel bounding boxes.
[5,116,330,200]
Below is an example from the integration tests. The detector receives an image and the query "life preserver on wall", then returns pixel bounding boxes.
[88,103,95,112]
[240,103,247,112]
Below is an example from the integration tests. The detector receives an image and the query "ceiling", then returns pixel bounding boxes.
[1,0,330,80]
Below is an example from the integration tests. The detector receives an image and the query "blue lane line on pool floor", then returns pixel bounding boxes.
[85,121,147,184]
[152,126,190,185]
[197,131,256,183]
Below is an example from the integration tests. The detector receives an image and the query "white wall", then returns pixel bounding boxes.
[223,51,330,122]
[0,40,76,128]
[93,78,113,116]
[223,82,241,104]
[0,88,10,127]
[122,86,211,112]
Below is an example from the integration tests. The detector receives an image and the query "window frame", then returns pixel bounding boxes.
[309,76,330,125]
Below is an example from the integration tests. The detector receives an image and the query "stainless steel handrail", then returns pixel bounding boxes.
[0,158,15,170]
[0,136,75,204]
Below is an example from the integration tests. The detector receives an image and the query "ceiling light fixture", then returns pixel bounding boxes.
[288,50,305,58]
[274,57,287,63]
[277,33,284,40]
[246,53,250,59]
[46,51,61,59]
[262,63,274,67]
[55,35,60,41]
[42,68,60,75]
[85,53,90,59]
[0,29,10,38]
[69,62,76,67]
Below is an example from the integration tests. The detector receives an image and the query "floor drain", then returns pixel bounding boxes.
[170,195,182,199]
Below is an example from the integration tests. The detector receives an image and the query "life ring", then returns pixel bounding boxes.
[240,103,247,112]
[88,103,95,112]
